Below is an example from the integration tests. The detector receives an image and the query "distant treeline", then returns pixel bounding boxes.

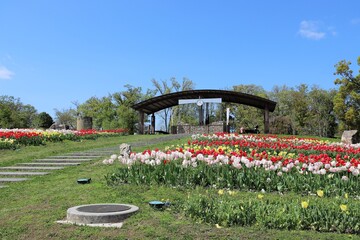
[1,57,359,137]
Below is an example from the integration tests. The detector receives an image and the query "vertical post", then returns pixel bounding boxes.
[220,103,222,121]
[206,103,209,125]
[151,114,155,134]
[139,111,144,134]
[226,107,230,133]
[264,104,269,134]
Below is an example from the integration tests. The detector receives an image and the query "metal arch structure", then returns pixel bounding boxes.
[132,89,277,134]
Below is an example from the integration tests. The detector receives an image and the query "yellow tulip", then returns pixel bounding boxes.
[340,204,348,212]
[257,194,264,200]
[215,224,223,229]
[228,190,236,196]
[218,189,224,195]
[345,193,348,199]
[301,201,309,209]
[316,190,324,198]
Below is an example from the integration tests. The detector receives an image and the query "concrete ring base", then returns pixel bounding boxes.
[56,220,124,228]
[66,203,139,224]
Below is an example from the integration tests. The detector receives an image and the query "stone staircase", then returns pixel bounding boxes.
[0,147,118,188]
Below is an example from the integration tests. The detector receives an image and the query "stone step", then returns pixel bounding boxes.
[84,153,114,156]
[88,150,116,153]
[0,178,29,182]
[72,151,109,154]
[69,152,105,155]
[35,159,93,162]
[0,185,8,188]
[48,156,100,159]
[0,171,50,176]
[89,153,115,156]
[78,151,108,153]
[18,162,81,166]
[0,166,64,171]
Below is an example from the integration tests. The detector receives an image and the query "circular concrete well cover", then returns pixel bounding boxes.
[77,204,131,213]
[66,203,139,225]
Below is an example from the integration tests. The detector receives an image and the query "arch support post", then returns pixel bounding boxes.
[264,104,270,134]
[151,114,155,134]
[139,111,145,134]
[199,105,204,125]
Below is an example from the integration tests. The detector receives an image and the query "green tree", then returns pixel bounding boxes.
[333,57,360,131]
[78,95,117,129]
[33,112,54,129]
[231,84,267,132]
[76,85,155,132]
[291,84,310,135]
[270,84,311,135]
[269,85,337,136]
[308,87,337,137]
[269,85,293,134]
[0,95,37,128]
[113,84,150,134]
[54,108,77,129]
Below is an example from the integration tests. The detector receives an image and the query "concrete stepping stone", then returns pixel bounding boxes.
[69,153,104,156]
[35,159,93,162]
[43,159,81,161]
[0,171,50,176]
[18,162,81,166]
[88,151,116,153]
[88,153,115,156]
[0,166,64,171]
[78,153,112,156]
[48,156,99,159]
[0,178,29,182]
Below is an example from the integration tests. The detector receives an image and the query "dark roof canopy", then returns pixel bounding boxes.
[132,89,276,114]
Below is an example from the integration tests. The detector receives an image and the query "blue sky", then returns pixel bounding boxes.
[1,0,359,117]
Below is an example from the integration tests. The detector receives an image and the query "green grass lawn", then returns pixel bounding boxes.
[0,134,357,240]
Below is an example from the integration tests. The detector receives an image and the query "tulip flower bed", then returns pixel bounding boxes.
[0,138,16,150]
[105,133,360,234]
[0,128,128,149]
[106,133,360,196]
[182,189,360,233]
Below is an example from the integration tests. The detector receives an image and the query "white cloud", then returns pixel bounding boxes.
[298,20,326,40]
[0,66,14,80]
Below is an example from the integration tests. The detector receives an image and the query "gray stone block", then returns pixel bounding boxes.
[119,143,131,156]
[341,130,360,144]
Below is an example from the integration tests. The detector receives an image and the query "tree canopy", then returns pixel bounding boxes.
[333,57,360,131]
[0,96,37,128]
[33,112,54,129]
